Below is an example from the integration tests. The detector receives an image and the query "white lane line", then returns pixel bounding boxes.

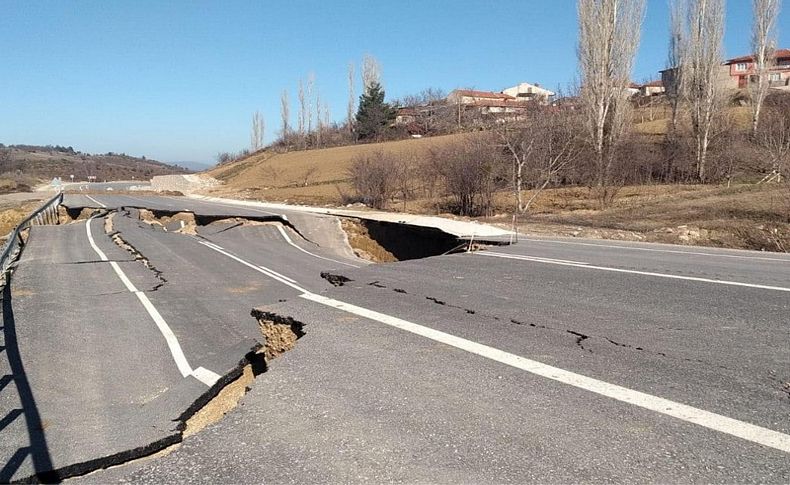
[196,240,309,293]
[197,238,790,454]
[192,366,222,386]
[85,195,107,208]
[521,237,790,263]
[86,216,216,385]
[256,265,297,284]
[477,251,790,293]
[275,225,360,268]
[300,292,790,454]
[502,254,591,265]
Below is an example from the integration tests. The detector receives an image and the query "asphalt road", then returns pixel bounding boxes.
[2,194,788,483]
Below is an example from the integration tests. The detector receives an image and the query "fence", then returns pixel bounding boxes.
[0,192,63,284]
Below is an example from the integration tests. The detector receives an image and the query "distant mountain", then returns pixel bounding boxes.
[174,160,214,172]
[0,144,191,182]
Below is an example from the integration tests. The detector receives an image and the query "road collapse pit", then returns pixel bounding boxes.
[59,206,104,224]
[183,311,305,438]
[339,217,466,262]
[138,208,198,235]
[129,207,308,239]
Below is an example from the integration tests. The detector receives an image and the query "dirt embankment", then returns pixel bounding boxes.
[0,199,48,237]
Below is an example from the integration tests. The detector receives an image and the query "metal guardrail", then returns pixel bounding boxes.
[0,192,64,283]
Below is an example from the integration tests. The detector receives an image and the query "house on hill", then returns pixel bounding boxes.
[636,80,665,97]
[501,82,555,104]
[445,89,529,116]
[660,48,790,94]
[724,48,790,90]
[446,89,516,105]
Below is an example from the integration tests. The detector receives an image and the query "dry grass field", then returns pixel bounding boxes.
[207,133,467,205]
[488,183,790,252]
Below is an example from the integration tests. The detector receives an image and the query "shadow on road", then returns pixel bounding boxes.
[1,281,58,483]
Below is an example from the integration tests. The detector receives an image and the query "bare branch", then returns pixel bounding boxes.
[577,0,646,199]
[682,0,726,181]
[362,54,381,91]
[750,0,782,134]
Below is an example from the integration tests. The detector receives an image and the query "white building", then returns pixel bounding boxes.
[501,83,555,104]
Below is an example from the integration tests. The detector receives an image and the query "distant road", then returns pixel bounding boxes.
[1,193,788,483]
[62,180,151,191]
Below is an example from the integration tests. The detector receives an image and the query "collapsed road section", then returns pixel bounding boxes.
[0,194,514,481]
[0,206,312,482]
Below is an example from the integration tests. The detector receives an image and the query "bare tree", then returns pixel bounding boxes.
[750,0,781,135]
[323,103,332,139]
[362,54,381,91]
[496,109,583,213]
[428,135,506,217]
[756,98,790,180]
[306,72,315,135]
[315,89,323,147]
[577,0,646,201]
[667,0,687,133]
[297,79,306,146]
[250,111,264,152]
[280,90,290,143]
[682,0,726,181]
[348,150,398,209]
[301,164,319,187]
[347,62,356,134]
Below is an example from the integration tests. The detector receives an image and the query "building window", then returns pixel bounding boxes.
[736,63,748,71]
[769,72,782,82]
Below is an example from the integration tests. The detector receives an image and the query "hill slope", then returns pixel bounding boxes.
[207,134,466,204]
[0,145,190,189]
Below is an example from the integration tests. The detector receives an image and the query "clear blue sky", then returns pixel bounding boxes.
[1,0,788,164]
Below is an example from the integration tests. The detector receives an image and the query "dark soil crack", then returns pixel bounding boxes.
[106,212,168,291]
[364,282,736,368]
[321,271,352,287]
[567,331,591,352]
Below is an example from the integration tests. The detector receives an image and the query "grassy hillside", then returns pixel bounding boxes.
[0,145,190,190]
[207,134,467,204]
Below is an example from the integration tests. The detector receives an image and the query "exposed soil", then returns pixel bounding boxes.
[340,218,397,262]
[186,313,305,436]
[138,209,198,235]
[184,364,256,438]
[259,320,300,360]
[59,206,100,224]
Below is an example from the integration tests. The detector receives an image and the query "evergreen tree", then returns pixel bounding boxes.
[355,82,395,140]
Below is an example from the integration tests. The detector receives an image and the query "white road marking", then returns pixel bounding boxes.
[521,237,790,263]
[300,292,790,454]
[86,216,217,385]
[192,366,222,386]
[196,240,309,293]
[85,195,107,208]
[477,251,790,293]
[498,254,591,265]
[199,238,790,454]
[275,225,360,268]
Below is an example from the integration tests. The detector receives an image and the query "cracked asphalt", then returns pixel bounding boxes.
[2,193,789,483]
